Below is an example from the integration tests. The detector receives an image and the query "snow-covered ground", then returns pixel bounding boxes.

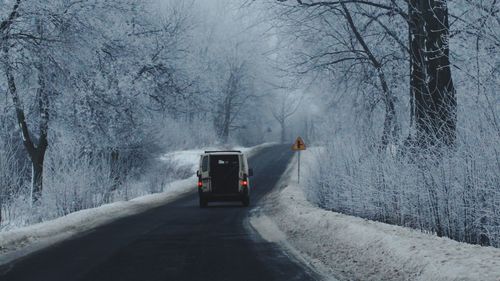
[0,143,272,266]
[250,148,500,281]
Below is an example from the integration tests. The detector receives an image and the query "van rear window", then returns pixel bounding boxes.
[202,156,208,172]
[211,155,239,168]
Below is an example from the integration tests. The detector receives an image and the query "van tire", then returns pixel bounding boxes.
[242,196,250,207]
[199,197,208,208]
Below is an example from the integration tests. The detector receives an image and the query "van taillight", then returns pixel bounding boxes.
[241,180,248,187]
[198,181,203,188]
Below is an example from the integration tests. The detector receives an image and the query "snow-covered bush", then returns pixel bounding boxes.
[307,114,500,247]
[44,140,115,217]
[0,120,29,228]
[0,129,205,230]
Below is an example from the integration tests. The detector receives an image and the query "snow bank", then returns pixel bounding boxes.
[250,148,500,281]
[0,143,272,265]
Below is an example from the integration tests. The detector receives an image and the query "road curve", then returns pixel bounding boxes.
[0,145,320,281]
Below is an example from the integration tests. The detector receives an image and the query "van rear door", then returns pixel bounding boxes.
[210,155,240,194]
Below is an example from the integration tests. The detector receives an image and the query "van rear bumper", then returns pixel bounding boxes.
[199,189,248,202]
[200,193,244,202]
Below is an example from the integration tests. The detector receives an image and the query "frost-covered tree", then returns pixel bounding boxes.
[271,90,301,143]
[0,0,198,203]
[268,0,500,246]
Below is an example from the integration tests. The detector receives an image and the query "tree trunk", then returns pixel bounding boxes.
[379,69,399,148]
[222,104,230,143]
[104,148,120,204]
[3,34,49,204]
[424,0,456,146]
[32,158,45,203]
[110,148,120,188]
[409,0,456,147]
[409,0,427,147]
[280,120,286,144]
[219,69,237,144]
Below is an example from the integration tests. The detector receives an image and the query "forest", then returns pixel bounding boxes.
[1,0,499,248]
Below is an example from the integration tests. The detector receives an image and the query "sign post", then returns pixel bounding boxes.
[291,137,306,184]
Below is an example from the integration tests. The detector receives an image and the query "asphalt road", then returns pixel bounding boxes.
[0,145,320,281]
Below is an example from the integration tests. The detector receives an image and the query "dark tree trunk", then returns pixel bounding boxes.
[3,28,49,204]
[222,99,231,143]
[220,67,238,144]
[32,49,50,202]
[409,0,456,147]
[5,68,49,203]
[32,158,45,203]
[379,69,399,148]
[424,0,456,146]
[280,120,286,144]
[104,148,120,203]
[110,148,120,188]
[409,0,427,140]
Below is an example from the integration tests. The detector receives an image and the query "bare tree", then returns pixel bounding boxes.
[1,1,49,203]
[339,2,400,148]
[271,91,301,143]
[273,0,401,148]
[277,0,456,148]
[213,59,254,143]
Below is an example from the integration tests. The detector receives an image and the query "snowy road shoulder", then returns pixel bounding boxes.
[250,149,500,281]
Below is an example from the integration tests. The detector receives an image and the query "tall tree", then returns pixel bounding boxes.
[277,0,456,147]
[410,0,456,147]
[271,91,301,143]
[1,0,49,203]
[339,2,400,148]
[214,60,253,143]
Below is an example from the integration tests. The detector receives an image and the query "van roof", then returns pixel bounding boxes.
[203,150,243,155]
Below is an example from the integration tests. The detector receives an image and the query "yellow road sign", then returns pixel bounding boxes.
[292,136,306,151]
